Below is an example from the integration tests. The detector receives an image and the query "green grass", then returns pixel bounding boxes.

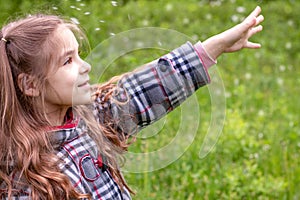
[1,0,299,199]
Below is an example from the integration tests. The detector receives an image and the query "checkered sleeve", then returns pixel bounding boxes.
[110,42,210,134]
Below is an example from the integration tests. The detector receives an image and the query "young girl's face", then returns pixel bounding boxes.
[44,26,91,111]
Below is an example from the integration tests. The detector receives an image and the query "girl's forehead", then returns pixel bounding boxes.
[54,25,79,50]
[49,25,79,67]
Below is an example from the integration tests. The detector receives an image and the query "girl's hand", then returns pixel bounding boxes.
[202,6,264,60]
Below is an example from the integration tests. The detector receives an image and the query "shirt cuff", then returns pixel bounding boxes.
[194,41,217,70]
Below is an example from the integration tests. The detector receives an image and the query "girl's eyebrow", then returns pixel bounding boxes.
[60,43,79,58]
[58,49,75,62]
[62,49,75,57]
[58,43,79,62]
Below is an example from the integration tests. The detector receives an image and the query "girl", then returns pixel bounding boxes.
[0,6,263,200]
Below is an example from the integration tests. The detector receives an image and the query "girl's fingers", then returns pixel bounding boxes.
[255,15,264,26]
[248,6,262,19]
[251,25,263,36]
[242,6,263,30]
[246,24,263,49]
[245,41,261,49]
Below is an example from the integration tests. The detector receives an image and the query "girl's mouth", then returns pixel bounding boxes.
[78,80,89,87]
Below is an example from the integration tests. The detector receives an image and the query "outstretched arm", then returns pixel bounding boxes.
[202,6,264,60]
[94,6,264,135]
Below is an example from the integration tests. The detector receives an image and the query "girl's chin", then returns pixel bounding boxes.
[72,92,92,105]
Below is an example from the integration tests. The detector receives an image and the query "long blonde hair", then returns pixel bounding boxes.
[0,14,133,199]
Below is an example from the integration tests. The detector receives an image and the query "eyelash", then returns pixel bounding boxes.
[62,51,81,66]
[63,57,73,66]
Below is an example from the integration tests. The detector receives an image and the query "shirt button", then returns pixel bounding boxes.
[159,60,168,72]
[160,65,167,72]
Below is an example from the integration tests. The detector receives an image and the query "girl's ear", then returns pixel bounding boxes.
[17,73,40,97]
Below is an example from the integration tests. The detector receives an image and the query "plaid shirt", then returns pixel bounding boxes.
[1,42,210,199]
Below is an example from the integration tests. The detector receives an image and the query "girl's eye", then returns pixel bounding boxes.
[63,57,72,66]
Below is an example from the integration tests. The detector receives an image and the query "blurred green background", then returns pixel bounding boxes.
[1,0,299,199]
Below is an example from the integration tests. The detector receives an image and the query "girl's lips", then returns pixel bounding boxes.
[78,80,89,87]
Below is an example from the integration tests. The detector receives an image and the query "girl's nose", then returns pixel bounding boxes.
[80,60,91,74]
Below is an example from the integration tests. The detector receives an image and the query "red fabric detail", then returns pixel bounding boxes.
[52,120,78,130]
[96,155,103,168]
[79,154,100,182]
[47,108,79,131]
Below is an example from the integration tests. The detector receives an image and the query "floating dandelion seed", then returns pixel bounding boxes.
[231,15,239,23]
[234,78,239,86]
[111,1,118,6]
[183,18,190,24]
[236,6,246,13]
[165,4,173,11]
[52,6,58,10]
[279,65,286,72]
[285,42,292,49]
[263,144,270,151]
[249,153,259,159]
[70,5,76,9]
[136,41,144,48]
[142,20,149,26]
[84,12,91,15]
[258,110,265,117]
[99,20,105,23]
[70,17,80,25]
[80,3,85,7]
[287,20,294,26]
[205,13,212,20]
[245,73,252,80]
[210,0,222,6]
[225,92,232,98]
[214,89,222,96]
[95,28,101,31]
[277,78,283,86]
[191,35,198,41]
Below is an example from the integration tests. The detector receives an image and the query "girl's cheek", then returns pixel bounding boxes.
[66,72,79,86]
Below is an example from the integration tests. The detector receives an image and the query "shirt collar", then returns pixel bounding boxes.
[48,108,81,149]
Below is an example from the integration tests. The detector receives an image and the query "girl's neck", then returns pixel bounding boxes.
[46,106,70,126]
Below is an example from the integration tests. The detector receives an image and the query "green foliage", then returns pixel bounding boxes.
[1,0,299,199]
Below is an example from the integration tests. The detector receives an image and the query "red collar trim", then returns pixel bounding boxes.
[52,119,79,130]
[47,108,79,131]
